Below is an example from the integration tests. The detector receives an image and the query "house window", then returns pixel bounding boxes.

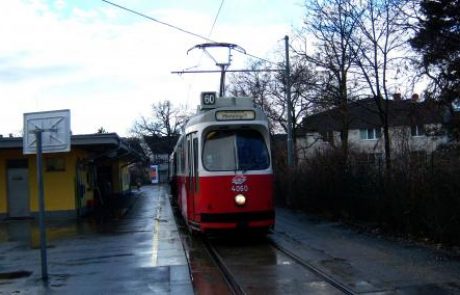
[360,128,381,140]
[411,125,425,137]
[46,157,65,172]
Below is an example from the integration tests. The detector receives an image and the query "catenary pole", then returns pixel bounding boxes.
[285,35,294,167]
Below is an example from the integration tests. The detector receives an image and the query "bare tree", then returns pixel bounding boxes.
[97,127,108,134]
[228,57,319,147]
[351,0,413,171]
[298,0,363,162]
[131,100,190,137]
[228,61,279,131]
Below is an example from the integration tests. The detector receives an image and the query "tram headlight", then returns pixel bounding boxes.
[234,194,246,206]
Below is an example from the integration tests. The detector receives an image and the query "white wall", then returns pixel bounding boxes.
[297,124,448,160]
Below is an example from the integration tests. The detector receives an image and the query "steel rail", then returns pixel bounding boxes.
[270,239,358,295]
[202,238,246,295]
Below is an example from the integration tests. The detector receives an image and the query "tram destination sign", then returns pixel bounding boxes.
[215,110,255,121]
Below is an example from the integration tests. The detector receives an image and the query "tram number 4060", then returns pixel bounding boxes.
[231,185,249,192]
[201,92,216,105]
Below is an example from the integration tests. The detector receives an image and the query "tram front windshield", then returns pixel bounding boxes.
[203,129,270,171]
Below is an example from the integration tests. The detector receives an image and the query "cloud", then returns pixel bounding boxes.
[0,63,78,82]
[0,0,300,137]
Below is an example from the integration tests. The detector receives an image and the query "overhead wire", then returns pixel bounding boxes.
[101,0,276,65]
[208,0,224,37]
[185,0,225,109]
[101,0,213,42]
[186,0,225,71]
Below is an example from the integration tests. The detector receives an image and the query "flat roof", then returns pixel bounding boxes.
[0,133,121,149]
[0,133,147,162]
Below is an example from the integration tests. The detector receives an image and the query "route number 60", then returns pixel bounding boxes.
[201,92,216,105]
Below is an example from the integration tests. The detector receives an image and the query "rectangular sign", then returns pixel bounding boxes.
[215,110,255,121]
[150,165,159,184]
[201,92,217,106]
[23,110,71,154]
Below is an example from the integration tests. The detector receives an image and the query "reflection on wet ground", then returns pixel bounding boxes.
[0,215,116,249]
[180,231,346,294]
[210,236,343,294]
[0,186,193,294]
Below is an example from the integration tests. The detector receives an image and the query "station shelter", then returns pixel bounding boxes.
[0,133,146,219]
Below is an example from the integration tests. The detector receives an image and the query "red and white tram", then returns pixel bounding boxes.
[169,93,274,233]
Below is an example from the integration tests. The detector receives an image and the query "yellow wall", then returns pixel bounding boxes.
[111,160,131,194]
[1,147,131,217]
[121,164,131,192]
[0,149,92,215]
[39,153,78,211]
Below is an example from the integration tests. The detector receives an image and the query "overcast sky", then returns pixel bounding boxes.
[0,0,305,137]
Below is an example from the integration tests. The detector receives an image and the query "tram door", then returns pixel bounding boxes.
[186,133,199,221]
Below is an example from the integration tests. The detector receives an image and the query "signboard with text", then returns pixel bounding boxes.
[150,165,159,184]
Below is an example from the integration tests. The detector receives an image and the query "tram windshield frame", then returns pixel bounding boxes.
[202,129,270,171]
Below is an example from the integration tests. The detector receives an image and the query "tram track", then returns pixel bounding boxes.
[172,194,357,294]
[202,237,246,295]
[268,237,358,295]
[202,234,358,295]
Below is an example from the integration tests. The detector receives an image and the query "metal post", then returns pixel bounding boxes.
[219,64,226,97]
[285,35,294,167]
[35,130,48,281]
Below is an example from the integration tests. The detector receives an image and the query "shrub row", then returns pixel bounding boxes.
[273,145,460,245]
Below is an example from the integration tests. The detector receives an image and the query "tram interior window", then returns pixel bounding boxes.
[203,129,269,171]
[203,132,236,171]
[237,131,269,170]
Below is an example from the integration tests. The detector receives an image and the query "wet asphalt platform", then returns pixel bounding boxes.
[0,185,193,294]
[2,185,460,294]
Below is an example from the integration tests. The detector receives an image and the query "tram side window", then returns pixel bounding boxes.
[193,138,199,191]
[178,140,185,174]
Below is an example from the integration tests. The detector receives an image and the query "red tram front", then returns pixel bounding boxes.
[170,95,274,233]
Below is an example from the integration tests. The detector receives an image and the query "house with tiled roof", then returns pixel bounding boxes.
[296,96,450,160]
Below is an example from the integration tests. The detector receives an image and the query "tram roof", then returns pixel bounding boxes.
[186,97,268,128]
[197,96,255,111]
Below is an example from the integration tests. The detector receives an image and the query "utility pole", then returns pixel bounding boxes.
[285,35,294,167]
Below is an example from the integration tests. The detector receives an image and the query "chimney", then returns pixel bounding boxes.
[393,93,402,101]
[411,93,419,102]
